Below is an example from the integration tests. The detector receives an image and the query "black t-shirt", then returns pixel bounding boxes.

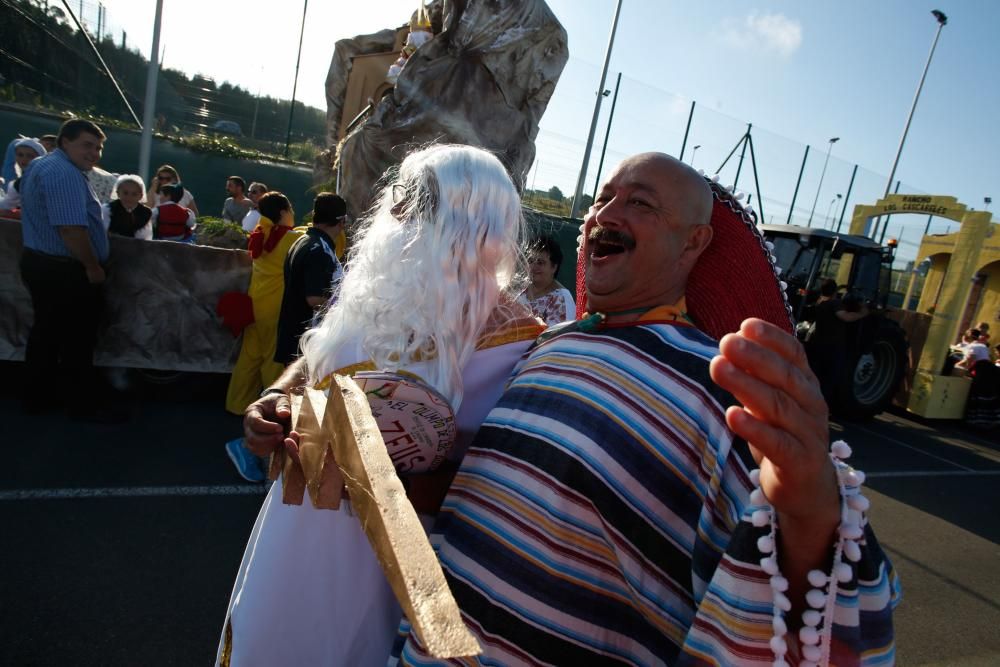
[274,228,343,364]
[808,298,845,347]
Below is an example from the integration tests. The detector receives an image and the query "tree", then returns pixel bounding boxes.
[547,185,564,201]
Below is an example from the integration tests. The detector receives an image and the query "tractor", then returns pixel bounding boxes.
[759,224,909,419]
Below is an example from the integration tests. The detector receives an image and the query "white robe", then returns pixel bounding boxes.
[217,338,534,667]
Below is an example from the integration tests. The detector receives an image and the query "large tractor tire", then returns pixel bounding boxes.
[832,319,909,420]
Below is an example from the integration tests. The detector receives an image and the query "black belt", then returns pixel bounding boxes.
[22,247,95,265]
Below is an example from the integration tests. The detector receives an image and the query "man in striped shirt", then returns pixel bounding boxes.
[395,153,897,665]
[18,118,122,422]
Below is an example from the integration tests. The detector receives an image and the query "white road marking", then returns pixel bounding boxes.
[866,470,1000,479]
[0,484,269,501]
[872,415,1000,464]
[851,424,976,471]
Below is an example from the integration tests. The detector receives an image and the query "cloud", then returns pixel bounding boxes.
[721,11,803,57]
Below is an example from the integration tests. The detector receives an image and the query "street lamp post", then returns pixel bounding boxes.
[137,0,164,183]
[690,145,701,168]
[985,196,992,211]
[284,0,309,158]
[825,194,842,229]
[882,10,948,200]
[570,0,623,220]
[806,137,839,227]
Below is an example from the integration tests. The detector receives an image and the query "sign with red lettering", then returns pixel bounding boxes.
[353,372,457,475]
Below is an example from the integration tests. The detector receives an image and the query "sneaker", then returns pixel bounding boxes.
[225,438,266,483]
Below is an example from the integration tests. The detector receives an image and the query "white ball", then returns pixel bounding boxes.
[806,588,827,609]
[772,614,787,635]
[758,535,775,554]
[847,494,871,512]
[769,635,787,656]
[831,440,852,459]
[799,625,820,646]
[770,575,789,592]
[803,645,822,663]
[834,562,853,583]
[807,569,828,588]
[844,539,862,562]
[840,524,864,540]
[761,556,779,575]
[752,509,771,527]
[802,609,822,627]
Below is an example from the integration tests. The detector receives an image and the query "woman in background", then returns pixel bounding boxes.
[516,234,575,325]
[147,163,199,215]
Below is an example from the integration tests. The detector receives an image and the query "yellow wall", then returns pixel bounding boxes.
[916,254,951,313]
[973,260,1000,332]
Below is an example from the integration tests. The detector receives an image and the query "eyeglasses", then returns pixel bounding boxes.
[157,174,174,181]
[391,183,408,206]
[390,181,437,216]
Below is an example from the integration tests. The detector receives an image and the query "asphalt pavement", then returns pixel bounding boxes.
[1,364,997,666]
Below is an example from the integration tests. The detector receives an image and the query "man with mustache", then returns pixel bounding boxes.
[393,153,897,665]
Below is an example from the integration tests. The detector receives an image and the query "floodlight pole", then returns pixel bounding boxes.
[882,10,947,199]
[570,0,623,220]
[284,0,309,157]
[806,137,839,227]
[137,0,164,183]
[834,164,858,234]
[592,72,623,199]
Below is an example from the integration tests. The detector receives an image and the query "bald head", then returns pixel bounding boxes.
[615,152,713,229]
[584,151,715,316]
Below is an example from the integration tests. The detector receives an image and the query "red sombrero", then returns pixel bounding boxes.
[575,178,794,341]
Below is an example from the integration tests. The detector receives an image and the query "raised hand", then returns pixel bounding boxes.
[709,318,840,609]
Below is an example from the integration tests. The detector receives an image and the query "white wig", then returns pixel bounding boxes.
[111,174,147,202]
[301,144,524,410]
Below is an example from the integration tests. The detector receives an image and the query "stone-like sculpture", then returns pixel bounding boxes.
[322,0,568,212]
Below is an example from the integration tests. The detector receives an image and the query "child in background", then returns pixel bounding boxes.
[102,175,153,239]
[152,182,196,242]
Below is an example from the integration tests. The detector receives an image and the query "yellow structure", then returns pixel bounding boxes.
[843,194,998,418]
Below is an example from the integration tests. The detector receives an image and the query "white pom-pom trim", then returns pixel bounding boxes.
[754,441,870,667]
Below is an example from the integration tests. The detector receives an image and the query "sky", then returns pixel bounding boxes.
[96,0,998,267]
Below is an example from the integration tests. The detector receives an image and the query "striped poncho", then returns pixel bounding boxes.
[395,320,899,665]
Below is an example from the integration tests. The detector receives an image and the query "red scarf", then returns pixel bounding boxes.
[247,218,291,258]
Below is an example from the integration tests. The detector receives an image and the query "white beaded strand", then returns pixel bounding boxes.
[752,439,870,667]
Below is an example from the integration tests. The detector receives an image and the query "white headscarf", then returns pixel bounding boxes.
[14,138,47,159]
